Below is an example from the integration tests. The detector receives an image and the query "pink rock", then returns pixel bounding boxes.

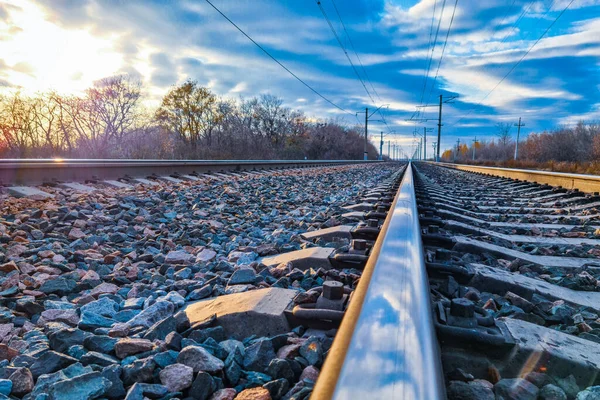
[18,263,36,275]
[68,228,86,240]
[39,309,79,326]
[0,261,19,273]
[196,249,217,263]
[300,365,319,382]
[90,282,119,297]
[9,367,33,396]
[234,387,271,400]
[210,389,237,400]
[7,244,27,257]
[0,344,19,361]
[81,270,100,281]
[159,363,194,392]
[115,338,154,359]
[277,344,301,359]
[108,323,130,338]
[0,324,14,342]
[37,250,55,258]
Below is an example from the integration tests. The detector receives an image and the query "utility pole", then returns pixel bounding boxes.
[454,139,460,162]
[514,117,525,160]
[472,137,478,161]
[437,95,443,162]
[388,141,390,159]
[379,132,384,161]
[364,107,368,161]
[356,104,388,161]
[423,127,427,160]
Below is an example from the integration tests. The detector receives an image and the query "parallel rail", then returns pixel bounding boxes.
[314,162,444,400]
[0,159,381,186]
[433,161,600,193]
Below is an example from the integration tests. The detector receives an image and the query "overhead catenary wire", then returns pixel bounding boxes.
[315,0,375,104]
[417,0,448,109]
[204,0,353,115]
[424,0,459,108]
[329,0,382,101]
[450,0,577,127]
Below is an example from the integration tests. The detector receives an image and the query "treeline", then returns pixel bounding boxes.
[0,75,378,160]
[442,122,600,165]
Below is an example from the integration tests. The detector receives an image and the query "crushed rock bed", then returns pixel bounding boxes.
[0,164,397,400]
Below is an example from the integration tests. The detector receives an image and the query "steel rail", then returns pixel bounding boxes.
[313,162,444,400]
[0,159,381,186]
[431,161,600,193]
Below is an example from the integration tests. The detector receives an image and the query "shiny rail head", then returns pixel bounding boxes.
[0,159,390,186]
[313,162,444,400]
[428,161,600,193]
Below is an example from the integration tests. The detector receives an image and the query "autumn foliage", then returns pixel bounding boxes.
[0,76,378,160]
[442,122,600,174]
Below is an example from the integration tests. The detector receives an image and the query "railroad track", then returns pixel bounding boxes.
[0,159,379,197]
[413,162,600,400]
[314,162,600,400]
[0,160,405,400]
[3,159,600,399]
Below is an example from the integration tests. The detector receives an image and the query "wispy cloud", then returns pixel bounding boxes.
[0,0,597,153]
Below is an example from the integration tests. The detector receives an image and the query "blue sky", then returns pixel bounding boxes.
[0,0,599,156]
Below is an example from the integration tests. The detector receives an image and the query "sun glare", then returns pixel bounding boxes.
[0,0,123,94]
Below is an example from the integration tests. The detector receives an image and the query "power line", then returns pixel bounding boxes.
[204,0,353,115]
[315,0,375,103]
[329,0,382,101]
[417,0,448,109]
[424,0,459,108]
[451,0,576,127]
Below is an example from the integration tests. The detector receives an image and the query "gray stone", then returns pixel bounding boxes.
[577,386,600,400]
[447,380,494,400]
[190,372,216,400]
[101,364,126,399]
[556,375,580,399]
[188,326,226,343]
[228,268,257,285]
[177,345,224,373]
[152,350,178,369]
[494,378,539,400]
[243,339,276,373]
[48,371,111,400]
[126,301,174,329]
[79,312,115,330]
[124,383,168,400]
[264,378,290,400]
[299,336,322,366]
[80,351,120,367]
[143,316,177,341]
[39,278,76,296]
[49,328,92,353]
[122,358,156,386]
[83,335,117,353]
[30,351,77,379]
[80,297,119,318]
[539,384,567,400]
[267,358,294,382]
